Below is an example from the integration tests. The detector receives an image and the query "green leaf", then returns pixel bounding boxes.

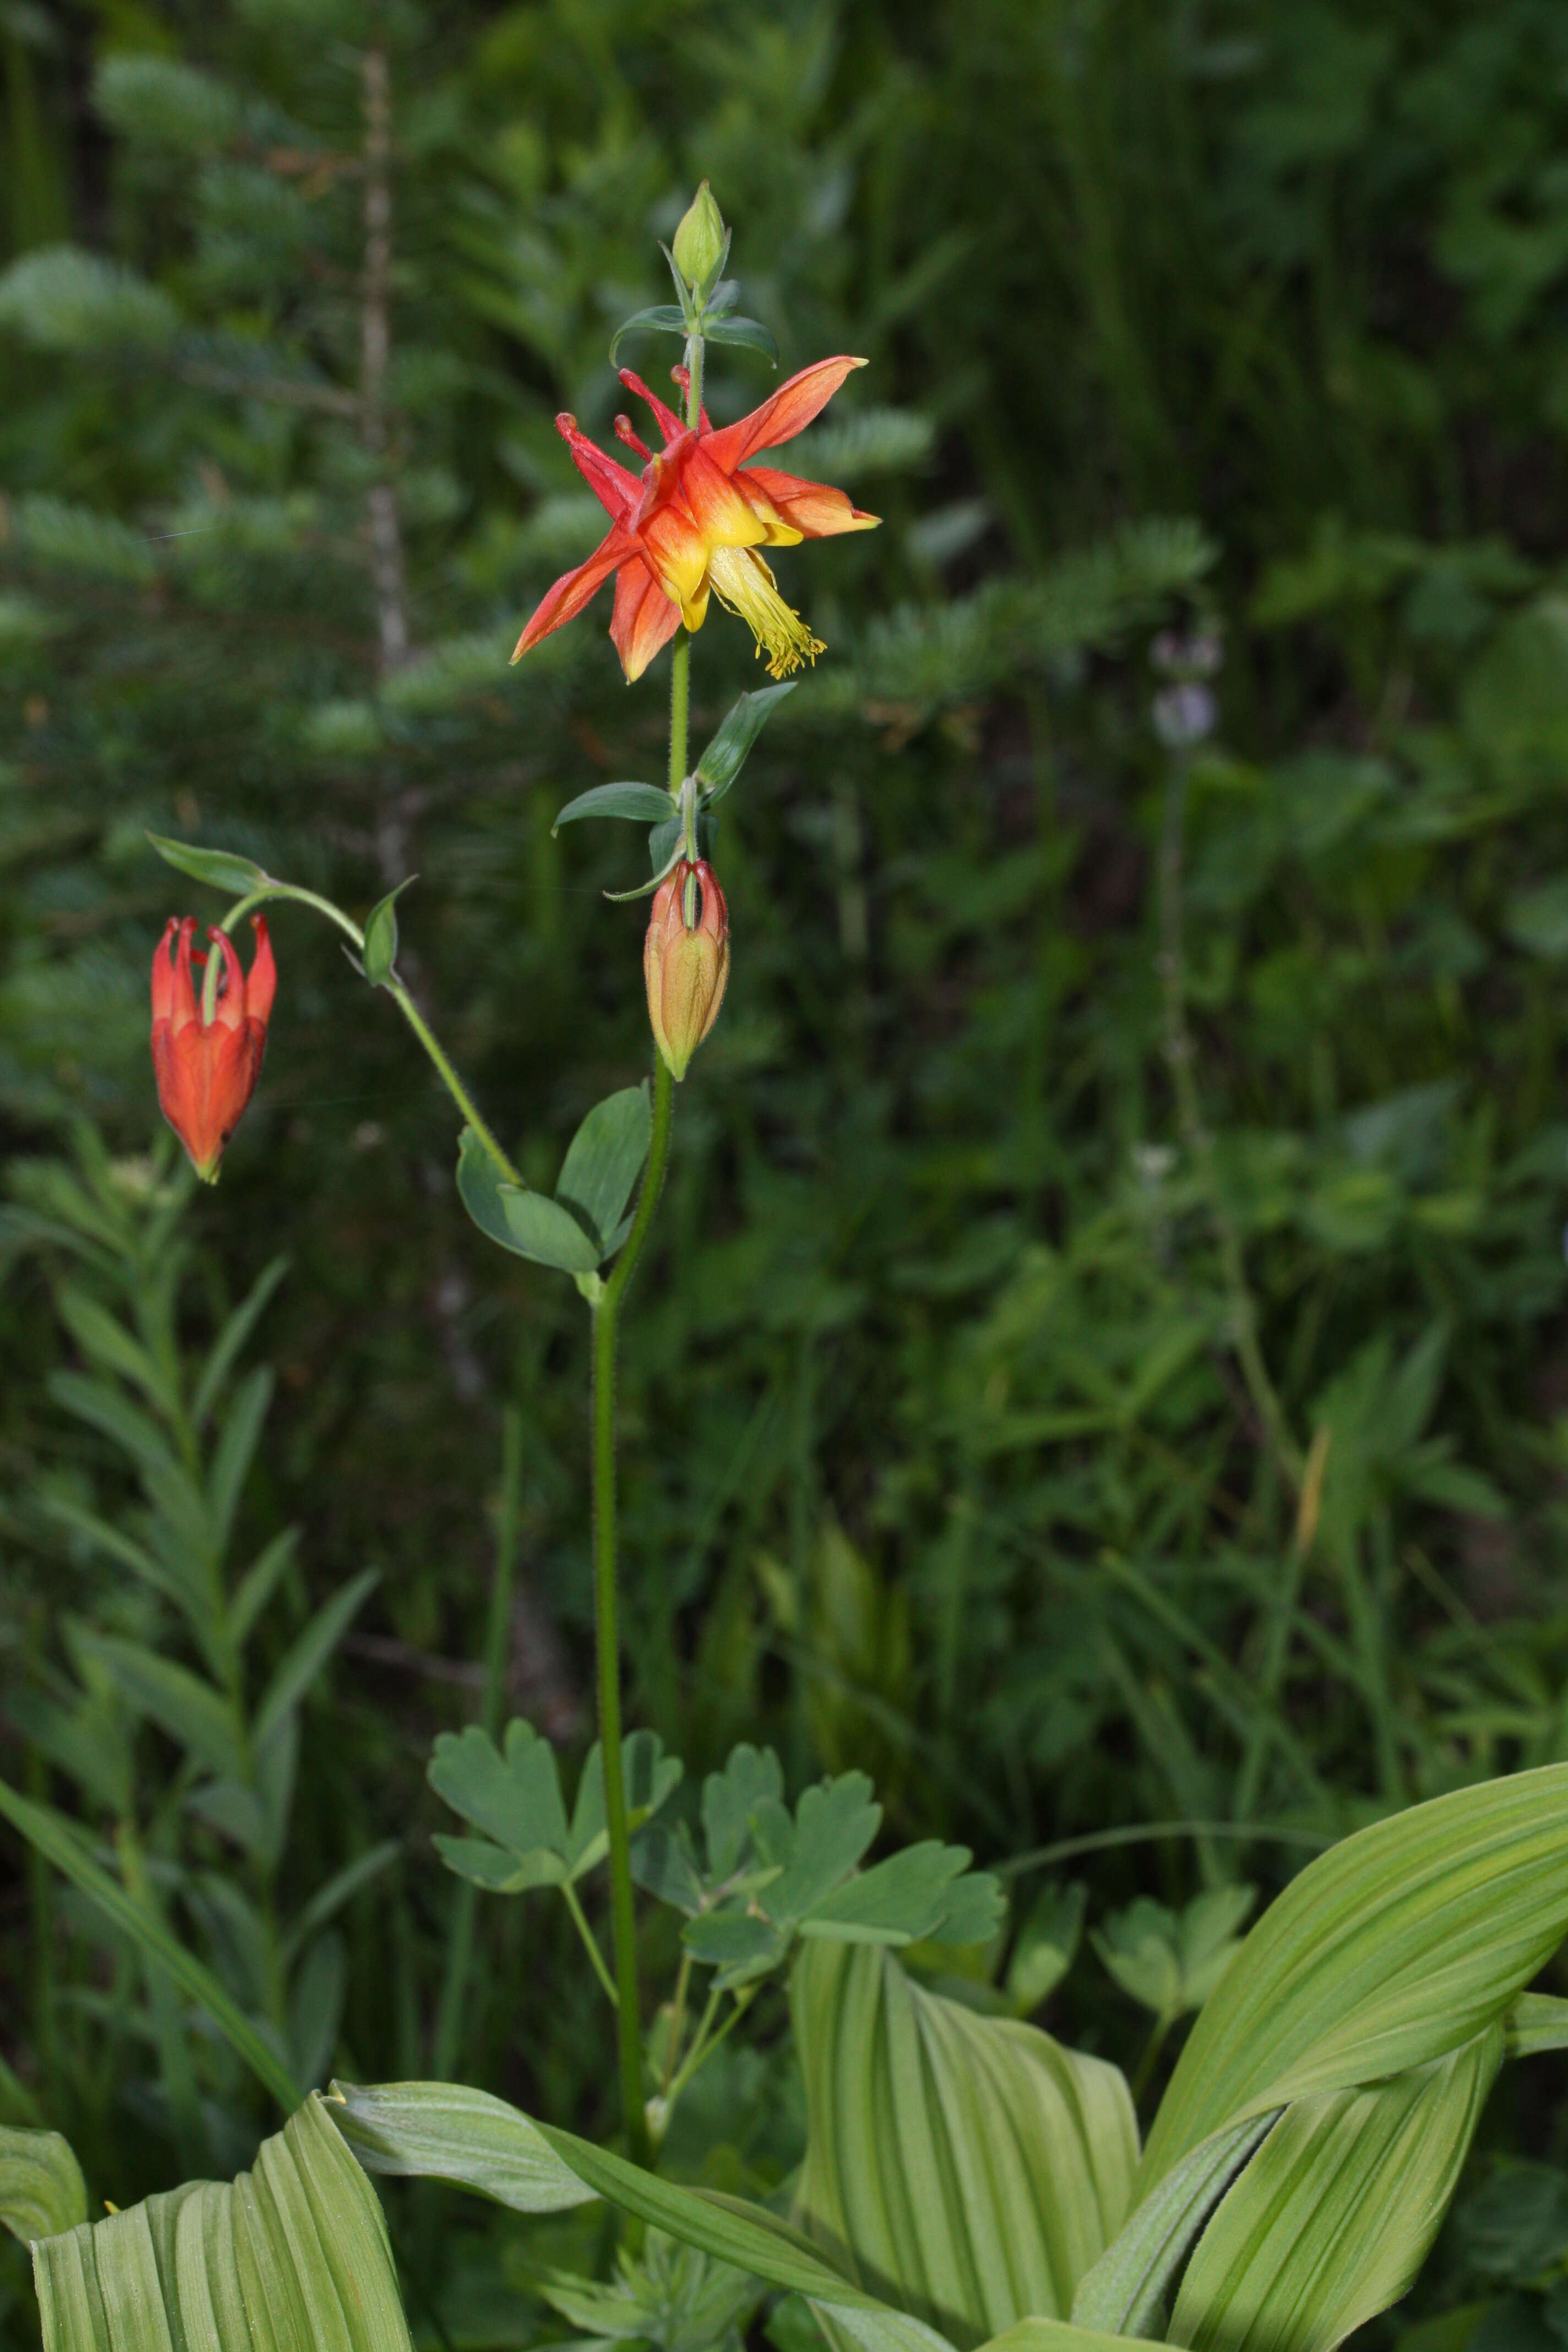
[609,306,692,363]
[699,315,778,362]
[793,1941,1137,2346]
[1093,1886,1255,2022]
[565,1731,682,1877]
[1139,1762,1568,2191]
[191,1253,290,1429]
[684,1912,790,1984]
[767,1775,882,1919]
[432,1834,548,1893]
[362,879,416,988]
[695,684,797,799]
[1070,2115,1276,2337]
[978,2325,1165,2352]
[253,1569,378,1749]
[455,1128,601,1274]
[1007,1885,1086,2013]
[330,2079,594,2213]
[801,1842,1001,1948]
[145,832,269,896]
[632,1822,707,1915]
[553,782,677,832]
[1169,2028,1501,2352]
[332,2078,961,2352]
[428,1719,569,1878]
[557,1086,652,1257]
[1505,1993,1568,2056]
[0,1776,301,2113]
[32,2093,413,2352]
[0,2128,88,2244]
[79,1636,242,1780]
[704,1745,786,1880]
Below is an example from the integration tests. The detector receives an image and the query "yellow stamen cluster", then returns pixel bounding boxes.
[707,545,825,679]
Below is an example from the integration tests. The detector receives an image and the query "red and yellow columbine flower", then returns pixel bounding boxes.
[512,357,879,683]
[644,859,729,1079]
[151,915,276,1181]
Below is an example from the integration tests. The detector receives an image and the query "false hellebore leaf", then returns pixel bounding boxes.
[0,2127,88,2245]
[634,1746,1001,1992]
[793,1940,1139,2345]
[428,1718,681,1894]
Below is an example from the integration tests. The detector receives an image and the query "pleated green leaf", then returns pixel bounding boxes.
[330,2078,957,2352]
[1168,2026,1502,2352]
[1070,2115,1276,2338]
[329,2079,592,2213]
[977,2324,1151,2352]
[1140,1762,1568,2188]
[792,1941,1137,2350]
[32,2093,414,2352]
[0,2127,88,2244]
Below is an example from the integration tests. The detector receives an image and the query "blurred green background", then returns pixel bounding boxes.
[8,0,1568,2342]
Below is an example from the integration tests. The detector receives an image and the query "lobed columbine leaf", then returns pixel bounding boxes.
[634,1747,1001,1991]
[429,1718,680,1896]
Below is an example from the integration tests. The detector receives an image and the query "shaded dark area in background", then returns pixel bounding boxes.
[7,0,1568,2339]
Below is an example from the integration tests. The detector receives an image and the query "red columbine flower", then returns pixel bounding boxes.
[644,860,729,1080]
[151,916,276,1182]
[512,357,879,683]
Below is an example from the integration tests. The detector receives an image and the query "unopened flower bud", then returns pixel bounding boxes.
[644,859,729,1080]
[672,181,726,290]
[151,914,276,1181]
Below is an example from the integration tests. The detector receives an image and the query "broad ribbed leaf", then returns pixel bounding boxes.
[1071,2116,1275,2338]
[329,2079,592,2212]
[32,2094,413,2352]
[1141,1762,1568,2187]
[1169,2027,1501,2352]
[330,2078,957,2352]
[976,2327,1145,2352]
[793,1942,1137,2349]
[0,2128,88,2244]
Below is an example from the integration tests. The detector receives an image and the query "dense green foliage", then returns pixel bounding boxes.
[6,0,1568,2343]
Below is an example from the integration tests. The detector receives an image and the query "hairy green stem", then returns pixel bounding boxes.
[582,335,701,2166]
[590,1057,674,2164]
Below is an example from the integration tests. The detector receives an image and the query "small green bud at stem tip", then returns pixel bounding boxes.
[672,181,726,289]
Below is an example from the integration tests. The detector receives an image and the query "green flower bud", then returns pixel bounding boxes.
[672,181,726,291]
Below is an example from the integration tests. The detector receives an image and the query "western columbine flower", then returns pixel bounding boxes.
[151,915,276,1181]
[644,859,729,1079]
[512,358,879,682]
